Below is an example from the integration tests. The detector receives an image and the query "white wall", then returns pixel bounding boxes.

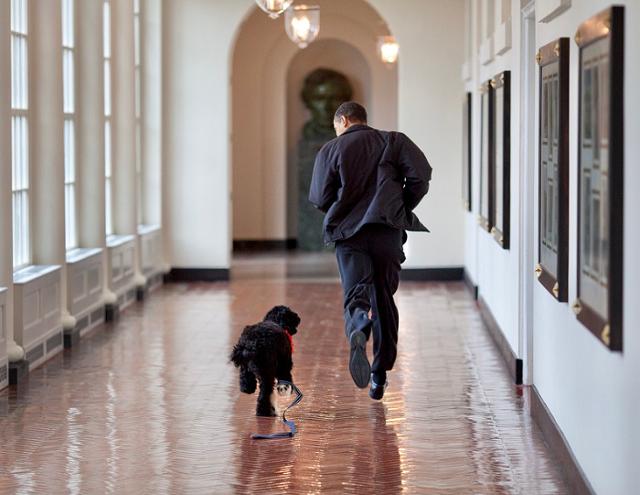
[532,2,640,494]
[463,1,640,493]
[467,0,521,354]
[368,0,467,268]
[164,0,466,269]
[162,0,249,268]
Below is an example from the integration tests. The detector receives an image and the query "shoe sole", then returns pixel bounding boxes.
[349,330,371,389]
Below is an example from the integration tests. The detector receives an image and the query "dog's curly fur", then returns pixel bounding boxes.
[229,306,301,416]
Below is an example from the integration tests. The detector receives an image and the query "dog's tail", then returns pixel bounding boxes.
[229,343,256,368]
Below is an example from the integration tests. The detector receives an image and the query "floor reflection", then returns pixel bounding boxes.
[0,269,569,493]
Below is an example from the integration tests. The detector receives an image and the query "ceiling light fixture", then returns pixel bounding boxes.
[285,5,320,49]
[378,36,399,65]
[255,0,294,19]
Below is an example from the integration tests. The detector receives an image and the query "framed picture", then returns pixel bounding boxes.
[574,6,624,351]
[490,71,510,249]
[478,81,493,232]
[536,38,570,302]
[462,92,472,211]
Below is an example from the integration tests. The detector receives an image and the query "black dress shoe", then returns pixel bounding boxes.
[349,330,371,388]
[369,375,387,400]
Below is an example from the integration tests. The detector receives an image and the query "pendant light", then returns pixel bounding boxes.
[285,5,320,49]
[255,0,294,19]
[378,36,399,65]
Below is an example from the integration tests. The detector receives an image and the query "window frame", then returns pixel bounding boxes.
[134,0,144,226]
[11,0,31,270]
[62,0,79,250]
[104,0,114,236]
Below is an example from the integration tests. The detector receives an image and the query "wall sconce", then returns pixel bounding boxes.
[378,36,399,65]
[255,0,294,19]
[285,5,320,49]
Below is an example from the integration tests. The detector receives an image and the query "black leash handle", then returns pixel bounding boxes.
[251,381,303,440]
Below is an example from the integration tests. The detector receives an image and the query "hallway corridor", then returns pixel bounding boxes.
[0,277,569,494]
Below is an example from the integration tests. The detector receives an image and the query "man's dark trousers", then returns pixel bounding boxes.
[335,224,405,376]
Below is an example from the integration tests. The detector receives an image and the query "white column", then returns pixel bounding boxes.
[142,0,162,227]
[76,0,106,249]
[112,0,144,287]
[112,0,137,236]
[30,1,67,308]
[76,0,114,304]
[0,0,20,362]
[30,2,65,262]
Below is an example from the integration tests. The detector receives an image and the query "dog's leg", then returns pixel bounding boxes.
[275,355,294,398]
[256,375,277,417]
[276,355,293,383]
[239,366,257,394]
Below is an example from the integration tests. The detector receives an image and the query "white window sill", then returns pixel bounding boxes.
[138,224,161,236]
[106,234,136,248]
[13,265,61,285]
[66,247,103,264]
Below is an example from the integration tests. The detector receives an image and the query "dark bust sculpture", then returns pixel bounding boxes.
[297,68,353,251]
[301,68,353,140]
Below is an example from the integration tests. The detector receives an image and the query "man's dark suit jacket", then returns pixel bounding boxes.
[308,124,433,244]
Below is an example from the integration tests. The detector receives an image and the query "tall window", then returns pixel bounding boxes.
[11,0,30,269]
[62,0,77,249]
[103,0,113,236]
[134,0,143,225]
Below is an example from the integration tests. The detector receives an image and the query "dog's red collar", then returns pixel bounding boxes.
[284,329,294,354]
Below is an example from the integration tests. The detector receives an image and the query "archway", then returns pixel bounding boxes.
[286,39,372,247]
[230,0,398,249]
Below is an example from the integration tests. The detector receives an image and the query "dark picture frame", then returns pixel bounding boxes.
[462,92,472,211]
[536,38,570,302]
[574,6,624,351]
[478,81,493,232]
[490,71,510,249]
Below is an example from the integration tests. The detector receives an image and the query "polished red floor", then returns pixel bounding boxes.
[0,265,569,493]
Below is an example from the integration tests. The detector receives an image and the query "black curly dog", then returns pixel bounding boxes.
[230,306,301,416]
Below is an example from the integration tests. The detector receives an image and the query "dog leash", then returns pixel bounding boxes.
[251,380,303,440]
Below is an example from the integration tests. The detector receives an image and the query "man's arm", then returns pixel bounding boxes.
[309,145,340,213]
[396,133,432,211]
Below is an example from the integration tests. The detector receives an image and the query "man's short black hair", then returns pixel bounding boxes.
[334,101,367,124]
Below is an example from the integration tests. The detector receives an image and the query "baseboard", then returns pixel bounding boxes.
[64,326,81,348]
[105,303,119,322]
[136,285,146,302]
[477,296,523,385]
[530,385,596,495]
[0,361,7,390]
[233,239,298,252]
[399,267,464,281]
[117,287,138,314]
[9,359,29,386]
[463,268,479,300]
[146,272,164,292]
[164,268,230,282]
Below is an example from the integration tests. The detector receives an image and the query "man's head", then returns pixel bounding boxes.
[333,101,368,136]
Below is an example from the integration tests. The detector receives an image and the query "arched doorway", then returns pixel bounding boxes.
[286,39,372,249]
[230,0,398,252]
